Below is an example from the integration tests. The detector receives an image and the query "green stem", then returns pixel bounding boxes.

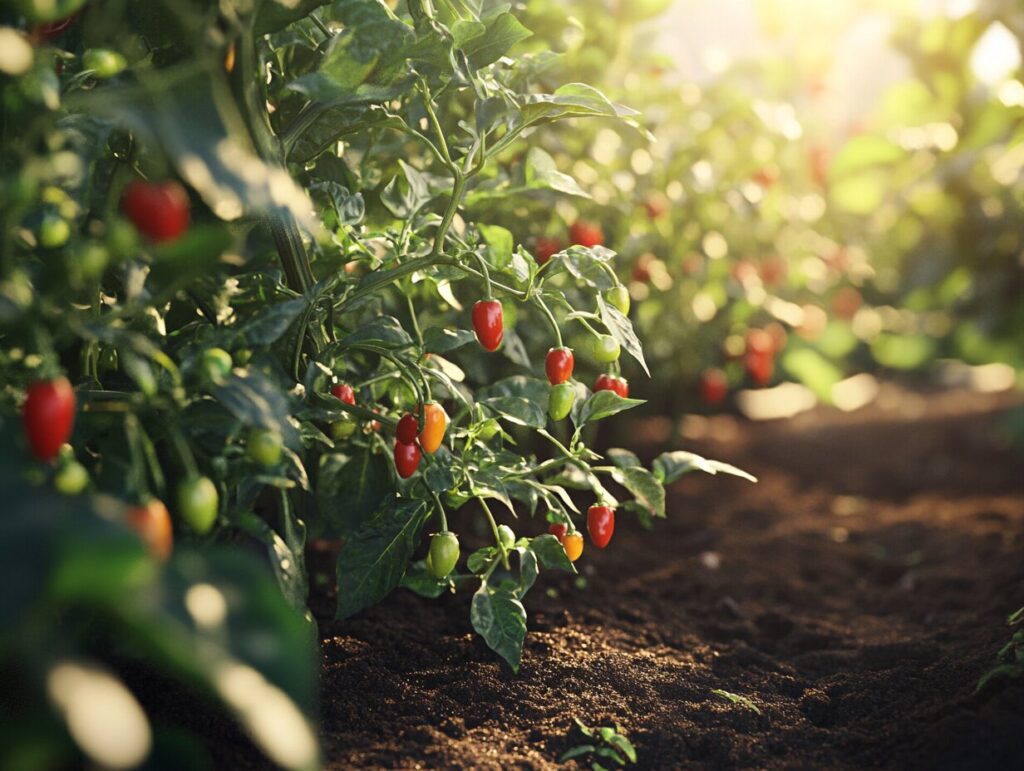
[479,497,510,570]
[534,293,562,347]
[406,293,424,349]
[358,370,402,390]
[418,81,456,170]
[168,426,199,477]
[506,455,571,480]
[431,490,448,530]
[431,172,466,257]
[576,316,604,338]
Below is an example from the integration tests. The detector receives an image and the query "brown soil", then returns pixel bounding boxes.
[313,385,1024,770]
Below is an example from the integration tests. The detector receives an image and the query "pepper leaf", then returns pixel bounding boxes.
[335,496,429,619]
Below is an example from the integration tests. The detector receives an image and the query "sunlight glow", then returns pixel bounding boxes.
[970,22,1021,86]
[48,661,152,770]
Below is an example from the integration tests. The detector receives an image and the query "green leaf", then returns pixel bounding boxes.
[573,390,645,428]
[255,0,333,35]
[652,450,757,485]
[467,546,497,574]
[335,497,430,619]
[610,466,665,519]
[505,479,539,514]
[315,449,390,537]
[310,180,365,227]
[710,689,762,715]
[235,511,308,613]
[559,745,598,762]
[574,717,596,737]
[423,451,458,493]
[472,472,515,514]
[288,0,424,105]
[400,559,449,598]
[236,297,309,346]
[499,327,532,368]
[481,396,546,428]
[528,534,576,573]
[471,582,527,672]
[479,223,514,270]
[513,546,539,599]
[606,448,642,469]
[214,371,297,439]
[339,316,414,349]
[520,83,637,127]
[524,147,590,198]
[423,327,475,353]
[556,247,617,289]
[462,12,531,69]
[381,159,435,219]
[478,375,549,404]
[602,730,637,763]
[597,294,649,376]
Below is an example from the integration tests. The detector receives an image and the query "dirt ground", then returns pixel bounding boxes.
[311,384,1024,770]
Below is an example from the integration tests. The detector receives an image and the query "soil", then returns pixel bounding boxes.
[308,384,1024,770]
[179,384,1022,770]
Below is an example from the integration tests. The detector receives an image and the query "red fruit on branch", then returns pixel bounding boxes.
[534,237,562,265]
[331,383,355,405]
[472,299,503,351]
[594,374,629,399]
[587,505,615,549]
[120,180,190,243]
[394,440,421,479]
[22,377,76,461]
[548,523,568,543]
[396,413,419,445]
[545,347,574,385]
[745,350,774,386]
[569,220,603,248]
[699,368,728,405]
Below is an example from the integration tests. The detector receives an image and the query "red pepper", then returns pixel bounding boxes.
[699,368,728,405]
[545,347,574,385]
[594,374,629,399]
[547,522,568,543]
[587,505,615,549]
[331,383,355,405]
[472,299,503,351]
[569,220,603,248]
[396,413,419,445]
[120,180,190,243]
[22,377,76,461]
[535,237,562,265]
[394,440,421,479]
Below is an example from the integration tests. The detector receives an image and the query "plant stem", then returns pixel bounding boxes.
[478,497,510,570]
[431,172,465,257]
[535,293,562,347]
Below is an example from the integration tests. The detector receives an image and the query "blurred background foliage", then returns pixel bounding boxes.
[487,0,1023,415]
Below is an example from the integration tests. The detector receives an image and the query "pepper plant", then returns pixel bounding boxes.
[1,0,755,693]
